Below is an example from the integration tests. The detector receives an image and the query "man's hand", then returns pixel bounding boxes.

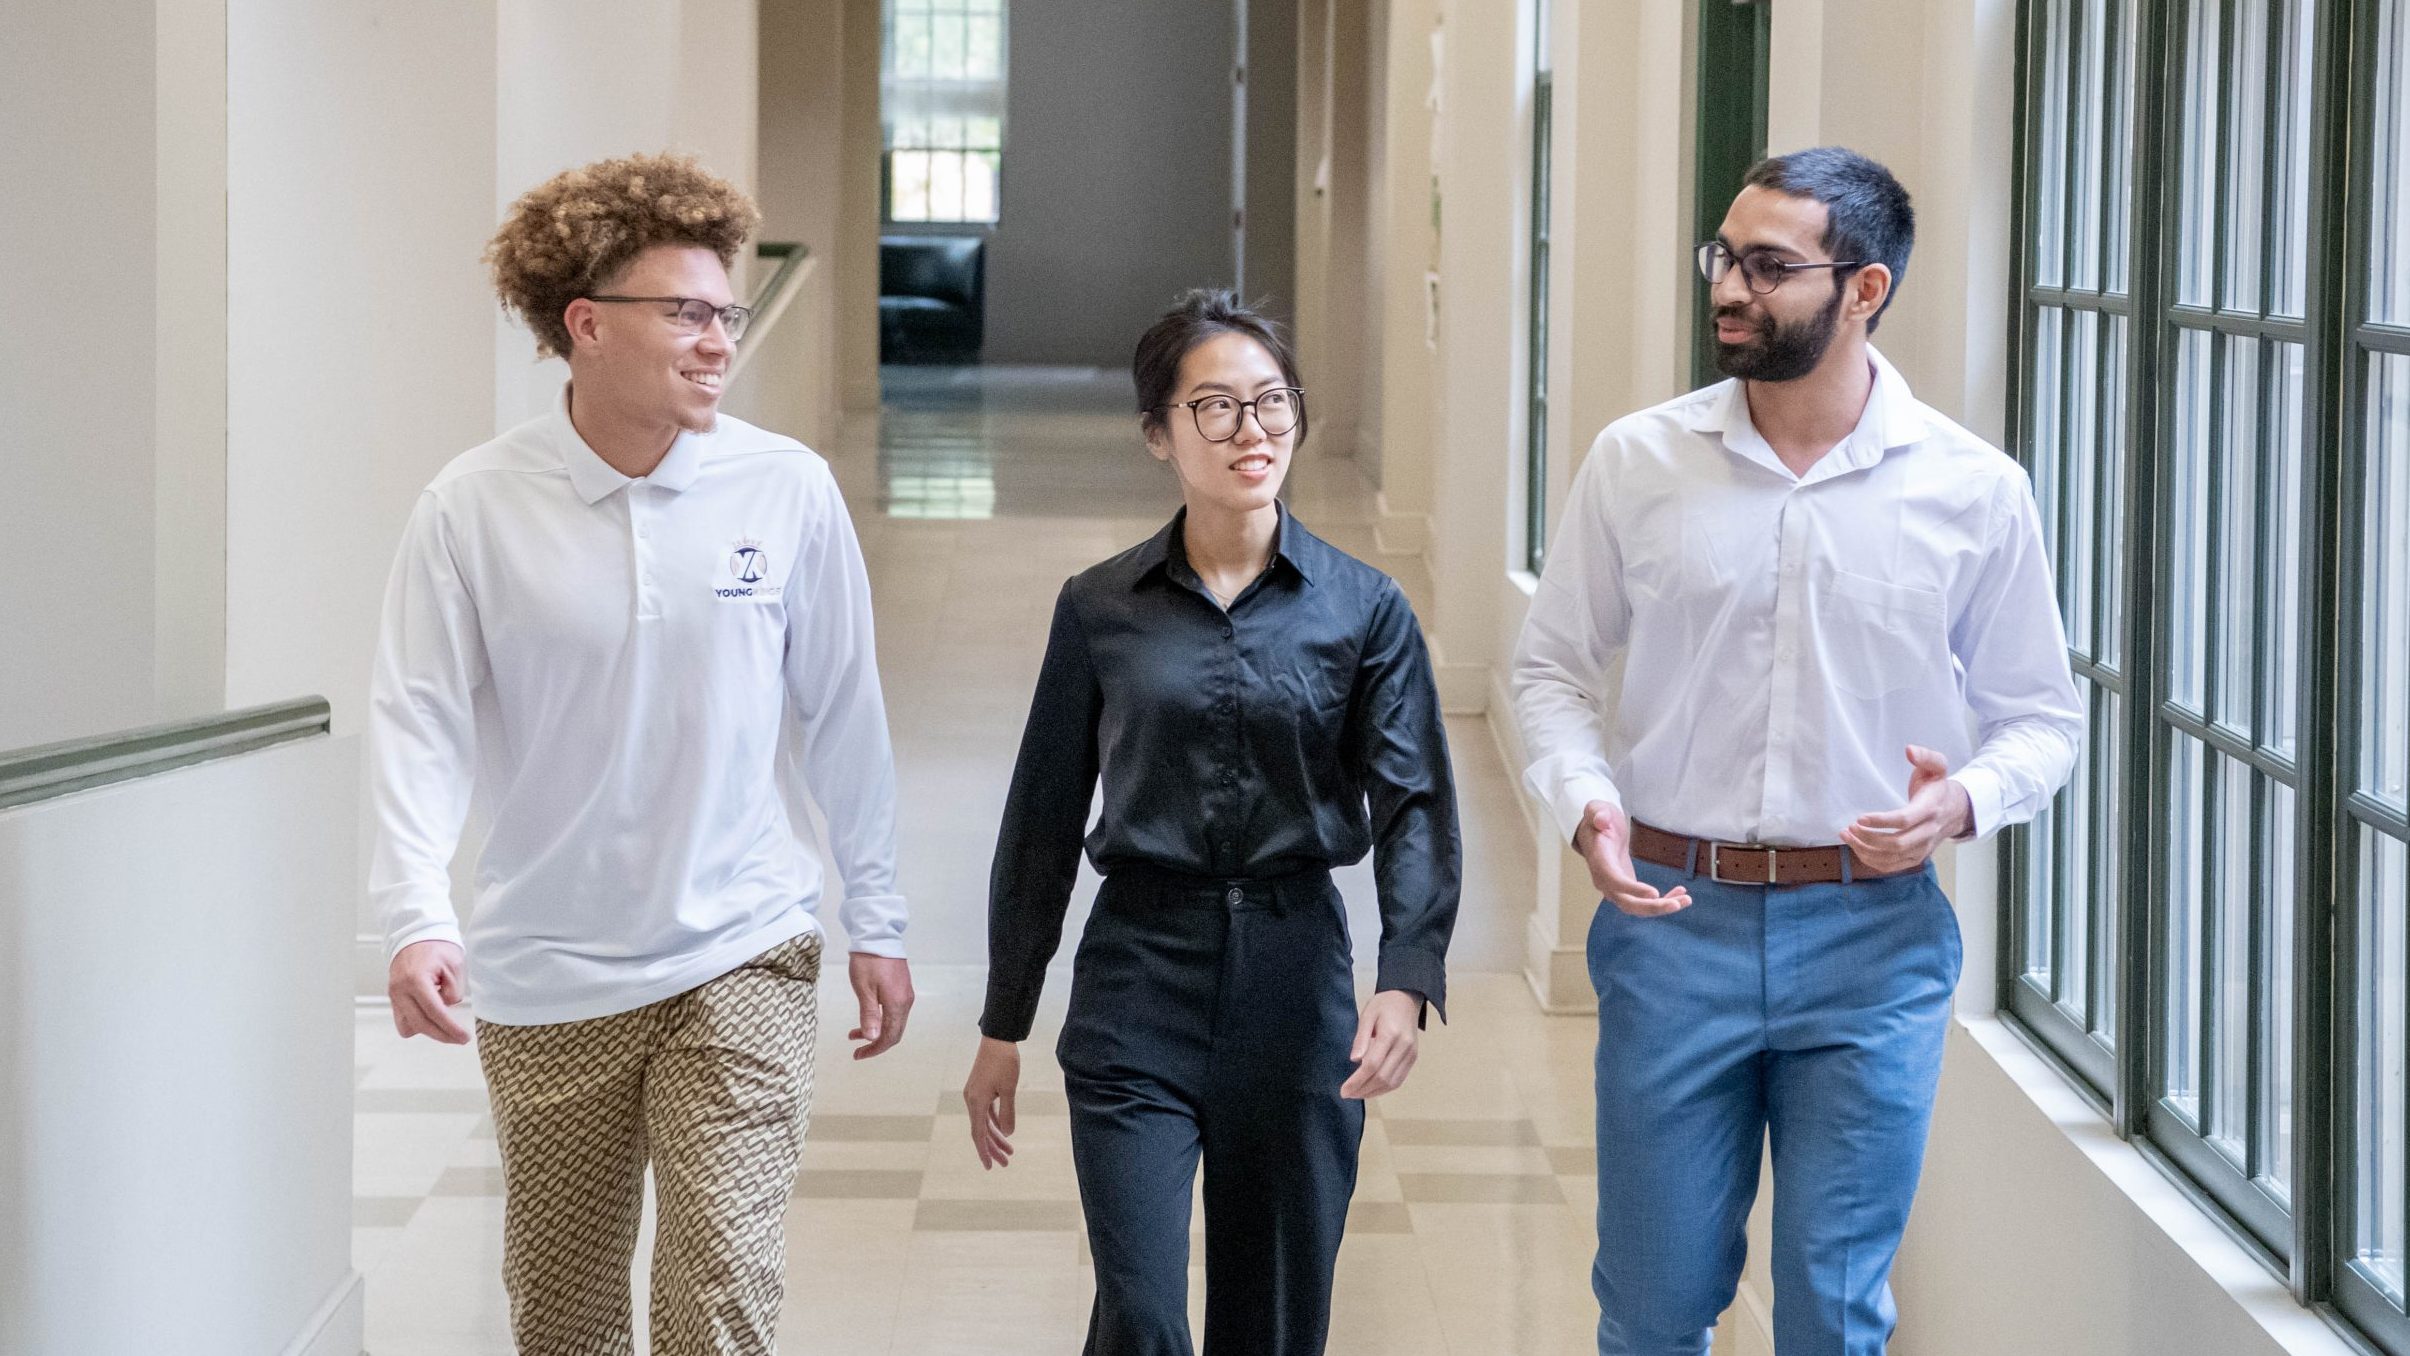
[848,953,915,1060]
[1339,989,1423,1099]
[1575,801,1691,917]
[1841,744,1975,875]
[962,1036,1020,1169]
[388,939,471,1044]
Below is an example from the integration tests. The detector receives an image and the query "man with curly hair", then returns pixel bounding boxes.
[365,152,914,1354]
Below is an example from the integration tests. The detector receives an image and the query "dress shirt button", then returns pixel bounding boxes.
[1225,887,1244,905]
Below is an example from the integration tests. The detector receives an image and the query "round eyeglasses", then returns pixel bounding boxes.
[1155,387,1305,442]
[1694,241,1865,296]
[585,294,755,341]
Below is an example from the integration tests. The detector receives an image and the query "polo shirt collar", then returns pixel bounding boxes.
[554,383,707,505]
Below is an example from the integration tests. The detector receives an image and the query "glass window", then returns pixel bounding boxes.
[1524,0,1552,574]
[883,0,1008,224]
[2009,0,2410,1340]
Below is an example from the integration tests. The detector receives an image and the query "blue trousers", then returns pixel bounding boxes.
[1589,859,1961,1356]
[1059,868,1366,1356]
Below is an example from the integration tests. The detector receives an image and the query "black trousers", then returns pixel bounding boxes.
[1059,866,1366,1356]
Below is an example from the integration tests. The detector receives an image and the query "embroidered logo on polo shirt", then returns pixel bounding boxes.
[714,537,783,602]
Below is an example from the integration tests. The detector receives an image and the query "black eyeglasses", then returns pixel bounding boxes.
[1695,241,1866,296]
[585,295,754,341]
[1154,387,1305,442]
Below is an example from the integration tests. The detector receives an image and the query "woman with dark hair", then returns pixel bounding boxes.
[960,289,1461,1355]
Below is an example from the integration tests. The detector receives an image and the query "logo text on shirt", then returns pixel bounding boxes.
[716,537,783,602]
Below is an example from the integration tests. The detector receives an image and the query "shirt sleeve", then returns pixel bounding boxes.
[1348,580,1461,1024]
[1949,470,2085,837]
[979,583,1103,1042]
[1510,435,1633,845]
[782,465,908,957]
[366,491,488,959]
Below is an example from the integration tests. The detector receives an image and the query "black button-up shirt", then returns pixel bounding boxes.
[979,506,1461,1042]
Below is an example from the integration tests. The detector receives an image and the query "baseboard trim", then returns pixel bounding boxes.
[277,1269,364,1356]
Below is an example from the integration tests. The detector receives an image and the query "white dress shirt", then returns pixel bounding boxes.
[1512,348,2083,849]
[368,390,906,1026]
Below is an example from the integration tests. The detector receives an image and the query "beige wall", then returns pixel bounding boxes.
[494,0,764,429]
[757,0,848,443]
[226,0,501,728]
[0,0,165,753]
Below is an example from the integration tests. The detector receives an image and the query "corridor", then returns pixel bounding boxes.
[348,368,1604,1355]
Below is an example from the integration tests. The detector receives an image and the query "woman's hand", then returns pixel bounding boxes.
[962,1036,1022,1169]
[1339,989,1422,1099]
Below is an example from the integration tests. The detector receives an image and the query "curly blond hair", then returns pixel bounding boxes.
[486,152,761,359]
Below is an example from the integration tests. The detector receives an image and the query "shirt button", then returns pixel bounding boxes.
[1225,887,1244,905]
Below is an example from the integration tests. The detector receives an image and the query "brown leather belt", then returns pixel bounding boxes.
[1630,820,1913,887]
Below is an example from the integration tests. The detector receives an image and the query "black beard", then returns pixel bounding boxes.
[1712,285,1846,383]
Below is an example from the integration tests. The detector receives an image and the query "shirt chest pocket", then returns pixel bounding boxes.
[1821,569,1948,699]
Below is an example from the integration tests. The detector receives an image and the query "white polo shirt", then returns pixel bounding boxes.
[367,389,906,1026]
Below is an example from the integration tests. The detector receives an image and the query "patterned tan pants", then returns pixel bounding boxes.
[476,932,822,1356]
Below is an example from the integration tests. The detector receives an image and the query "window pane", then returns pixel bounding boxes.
[2034,307,2067,569]
[2268,781,2297,1200]
[2102,313,2130,670]
[891,150,931,221]
[2177,0,2222,308]
[2374,0,2410,325]
[2037,0,2070,290]
[2173,329,2214,711]
[2270,0,2317,317]
[2027,789,2059,984]
[967,15,1003,80]
[897,12,932,78]
[2223,0,2270,314]
[928,150,966,220]
[2063,686,2098,1015]
[2168,735,2209,1127]
[2210,755,2254,1167]
[2368,354,2410,811]
[2269,341,2306,761]
[932,12,966,80]
[2070,311,2101,655]
[2096,689,2125,1045]
[2106,0,2138,293]
[2219,338,2262,732]
[2071,0,2107,290]
[2357,828,2409,1304]
[964,151,999,223]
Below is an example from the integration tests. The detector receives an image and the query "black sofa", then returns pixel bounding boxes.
[879,235,986,364]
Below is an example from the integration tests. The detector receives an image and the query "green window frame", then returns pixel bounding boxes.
[1690,0,1772,393]
[2007,0,2410,1346]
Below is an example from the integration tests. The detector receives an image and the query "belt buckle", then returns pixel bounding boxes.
[1707,842,1778,886]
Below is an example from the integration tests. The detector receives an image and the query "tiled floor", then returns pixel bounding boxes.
[354,367,1605,1354]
